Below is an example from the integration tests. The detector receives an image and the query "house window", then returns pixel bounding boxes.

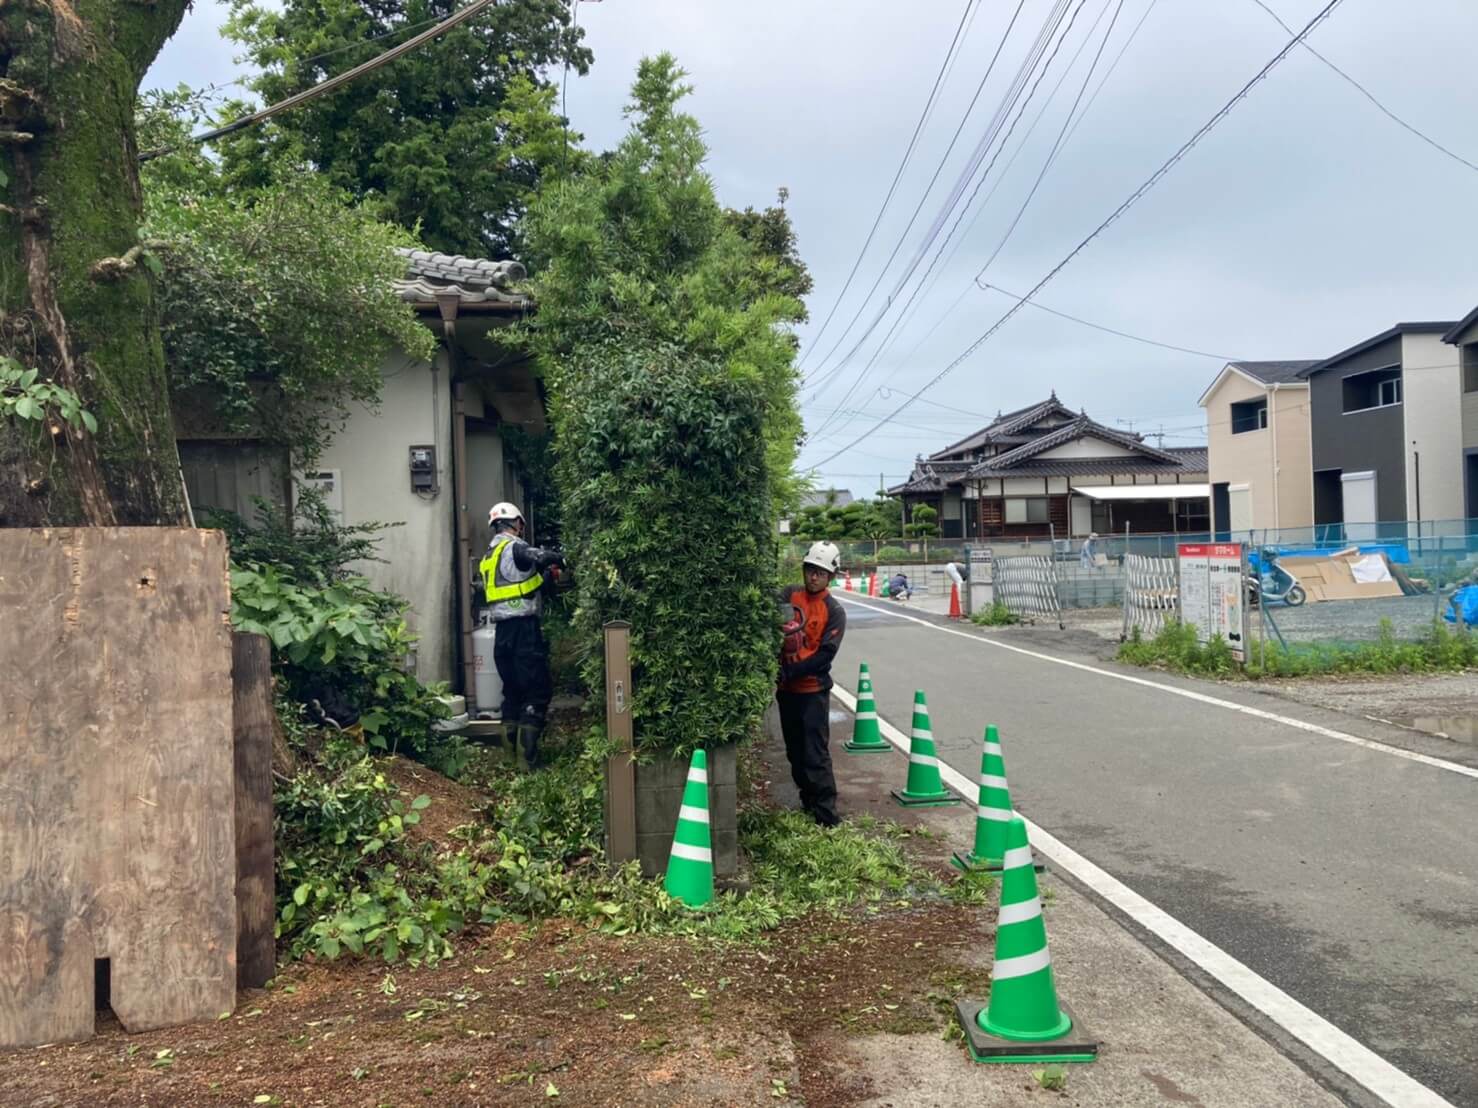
[1463,344,1478,393]
[1230,398,1267,434]
[1004,498,1050,524]
[1342,366,1402,413]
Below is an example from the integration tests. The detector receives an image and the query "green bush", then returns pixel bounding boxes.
[971,602,1019,627]
[875,545,910,563]
[553,344,777,756]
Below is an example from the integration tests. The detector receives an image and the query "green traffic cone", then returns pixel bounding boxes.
[954,817,1098,1064]
[881,576,891,597]
[952,726,1042,872]
[844,663,890,754]
[890,691,960,808]
[663,749,715,908]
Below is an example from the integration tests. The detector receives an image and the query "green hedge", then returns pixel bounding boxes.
[554,342,777,755]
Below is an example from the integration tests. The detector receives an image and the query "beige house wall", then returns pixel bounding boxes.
[1204,371,1313,530]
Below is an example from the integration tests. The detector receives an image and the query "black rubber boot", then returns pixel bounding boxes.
[516,722,544,771]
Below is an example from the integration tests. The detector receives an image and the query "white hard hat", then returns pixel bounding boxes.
[488,502,524,526]
[803,541,842,574]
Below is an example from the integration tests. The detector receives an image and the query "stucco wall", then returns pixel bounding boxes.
[1269,385,1313,528]
[1401,332,1464,520]
[317,352,456,684]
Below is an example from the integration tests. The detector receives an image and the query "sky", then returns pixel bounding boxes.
[145,0,1478,497]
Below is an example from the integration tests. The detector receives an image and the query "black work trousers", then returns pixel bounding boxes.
[776,690,839,826]
[494,617,553,760]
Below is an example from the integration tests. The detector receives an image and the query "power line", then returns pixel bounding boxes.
[819,0,1117,435]
[976,282,1238,360]
[977,0,1126,277]
[806,0,1348,470]
[800,0,980,364]
[864,0,1160,378]
[1249,0,1478,176]
[140,0,502,161]
[808,0,1082,436]
[803,0,1033,384]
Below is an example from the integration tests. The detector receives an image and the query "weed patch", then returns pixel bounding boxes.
[1119,619,1478,679]
[970,601,1020,627]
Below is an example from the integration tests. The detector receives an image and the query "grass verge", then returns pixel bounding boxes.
[1118,618,1478,679]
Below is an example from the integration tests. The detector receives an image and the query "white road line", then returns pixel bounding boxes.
[837,595,1478,782]
[832,682,1454,1108]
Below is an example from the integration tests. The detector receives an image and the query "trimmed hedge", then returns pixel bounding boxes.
[553,342,777,756]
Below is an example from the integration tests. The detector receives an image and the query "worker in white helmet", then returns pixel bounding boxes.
[478,502,565,769]
[776,541,847,826]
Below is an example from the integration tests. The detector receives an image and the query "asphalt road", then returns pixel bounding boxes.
[832,595,1478,1107]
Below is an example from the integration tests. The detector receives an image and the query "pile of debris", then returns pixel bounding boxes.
[1279,547,1408,603]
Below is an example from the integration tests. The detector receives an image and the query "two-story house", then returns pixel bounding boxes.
[1442,306,1478,518]
[1198,360,1319,533]
[1299,322,1462,538]
[891,395,1208,540]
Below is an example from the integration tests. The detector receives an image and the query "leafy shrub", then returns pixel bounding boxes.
[205,492,397,582]
[875,545,910,563]
[229,563,450,757]
[971,602,1019,627]
[552,343,777,756]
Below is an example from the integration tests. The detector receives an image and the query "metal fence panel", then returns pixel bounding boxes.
[993,555,1062,628]
[1120,555,1178,641]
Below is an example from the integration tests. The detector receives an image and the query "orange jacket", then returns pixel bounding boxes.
[778,585,847,694]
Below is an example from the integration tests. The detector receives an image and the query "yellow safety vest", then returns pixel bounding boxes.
[480,538,545,605]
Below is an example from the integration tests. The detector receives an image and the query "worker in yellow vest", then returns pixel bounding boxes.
[479,502,565,769]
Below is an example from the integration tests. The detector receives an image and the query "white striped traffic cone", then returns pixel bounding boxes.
[954,817,1097,1064]
[663,749,714,908]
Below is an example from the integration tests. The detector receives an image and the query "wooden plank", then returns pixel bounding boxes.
[232,632,276,990]
[0,528,237,1048]
[603,621,637,865]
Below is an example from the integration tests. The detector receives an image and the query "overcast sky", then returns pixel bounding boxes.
[146,0,1478,495]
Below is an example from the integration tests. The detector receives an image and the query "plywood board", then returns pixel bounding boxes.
[0,528,237,1048]
[232,632,276,990]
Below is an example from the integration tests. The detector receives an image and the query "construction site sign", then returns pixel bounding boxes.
[1177,543,1248,662]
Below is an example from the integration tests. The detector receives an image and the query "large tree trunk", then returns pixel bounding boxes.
[0,0,190,526]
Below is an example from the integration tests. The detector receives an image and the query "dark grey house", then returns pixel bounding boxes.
[1442,306,1478,518]
[1299,321,1462,536]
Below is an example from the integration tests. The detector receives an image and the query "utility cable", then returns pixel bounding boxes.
[860,0,1134,381]
[803,0,1348,470]
[809,0,1075,401]
[810,0,1093,441]
[976,282,1237,360]
[803,0,1032,382]
[140,0,502,161]
[807,0,1073,423]
[977,0,1126,277]
[876,0,1157,373]
[1250,0,1478,175]
[830,0,1119,422]
[801,0,980,365]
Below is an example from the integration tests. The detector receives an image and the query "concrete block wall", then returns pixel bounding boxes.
[634,743,738,878]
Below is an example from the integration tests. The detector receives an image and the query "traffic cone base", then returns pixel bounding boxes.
[950,849,1045,874]
[893,689,960,807]
[954,998,1098,1064]
[954,817,1097,1065]
[891,787,960,808]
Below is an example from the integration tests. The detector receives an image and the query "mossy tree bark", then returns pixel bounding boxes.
[0,0,190,525]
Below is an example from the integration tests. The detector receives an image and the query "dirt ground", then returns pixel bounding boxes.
[2,755,996,1108]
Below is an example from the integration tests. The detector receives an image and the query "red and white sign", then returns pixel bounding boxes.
[1177,542,1247,662]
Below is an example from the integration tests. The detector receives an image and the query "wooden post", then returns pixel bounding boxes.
[603,621,637,865]
[232,632,276,989]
